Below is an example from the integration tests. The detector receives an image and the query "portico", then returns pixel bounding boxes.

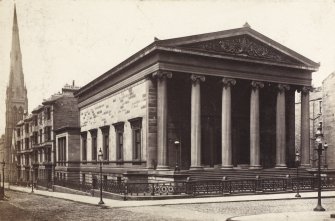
[147,25,319,171]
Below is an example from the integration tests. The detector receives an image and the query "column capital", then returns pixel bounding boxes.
[152,71,172,80]
[297,86,313,95]
[277,84,290,93]
[222,78,236,88]
[251,81,264,90]
[190,74,206,83]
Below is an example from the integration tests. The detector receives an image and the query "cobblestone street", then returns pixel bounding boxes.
[1,190,335,221]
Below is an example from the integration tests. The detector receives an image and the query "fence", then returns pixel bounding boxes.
[50,176,335,198]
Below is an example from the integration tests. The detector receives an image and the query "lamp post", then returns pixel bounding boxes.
[2,160,5,196]
[314,122,325,212]
[174,140,180,172]
[31,166,34,193]
[98,148,104,205]
[295,150,301,198]
[324,142,328,169]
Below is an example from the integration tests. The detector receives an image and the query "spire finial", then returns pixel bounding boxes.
[243,22,251,28]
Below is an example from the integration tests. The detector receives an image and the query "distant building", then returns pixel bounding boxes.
[295,71,335,170]
[14,83,80,185]
[75,24,319,183]
[322,72,335,169]
[4,6,28,181]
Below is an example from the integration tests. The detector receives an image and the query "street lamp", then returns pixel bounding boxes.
[314,122,326,212]
[174,140,180,172]
[295,150,301,198]
[98,148,104,205]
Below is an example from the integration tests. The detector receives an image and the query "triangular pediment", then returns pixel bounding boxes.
[179,34,300,65]
[156,27,319,69]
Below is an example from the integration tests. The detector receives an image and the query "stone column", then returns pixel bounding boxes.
[221,78,236,169]
[275,84,290,168]
[300,86,312,167]
[250,81,264,169]
[190,74,205,170]
[153,71,172,170]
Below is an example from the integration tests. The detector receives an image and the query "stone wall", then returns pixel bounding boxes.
[80,79,148,163]
[323,72,335,169]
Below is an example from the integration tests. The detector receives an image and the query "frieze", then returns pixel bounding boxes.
[183,35,299,64]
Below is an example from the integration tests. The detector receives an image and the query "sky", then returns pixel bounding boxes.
[0,0,335,135]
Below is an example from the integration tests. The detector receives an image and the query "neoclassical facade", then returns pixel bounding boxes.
[76,24,319,181]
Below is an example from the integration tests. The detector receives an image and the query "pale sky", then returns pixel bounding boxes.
[1,0,335,135]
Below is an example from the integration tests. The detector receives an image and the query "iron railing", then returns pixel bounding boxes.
[37,176,335,198]
[54,179,91,193]
[36,179,52,189]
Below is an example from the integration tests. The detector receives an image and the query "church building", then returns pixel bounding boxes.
[75,23,319,182]
[4,6,28,181]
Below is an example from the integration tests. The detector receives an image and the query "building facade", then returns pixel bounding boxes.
[4,6,28,181]
[75,24,319,182]
[14,83,80,185]
[295,71,335,170]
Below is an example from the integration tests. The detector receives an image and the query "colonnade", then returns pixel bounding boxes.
[153,71,312,170]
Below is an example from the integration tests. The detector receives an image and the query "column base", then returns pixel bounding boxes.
[189,166,203,171]
[156,165,170,171]
[221,165,234,170]
[249,165,262,170]
[275,164,287,169]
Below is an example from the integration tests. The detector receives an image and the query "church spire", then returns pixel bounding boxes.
[8,4,25,103]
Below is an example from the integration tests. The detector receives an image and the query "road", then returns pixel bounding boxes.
[0,190,334,221]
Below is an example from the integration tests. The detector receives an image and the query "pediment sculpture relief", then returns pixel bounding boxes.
[182,35,300,64]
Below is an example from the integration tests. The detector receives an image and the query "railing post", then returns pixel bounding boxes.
[123,183,128,201]
[151,183,155,196]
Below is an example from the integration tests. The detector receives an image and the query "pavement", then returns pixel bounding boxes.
[3,183,335,221]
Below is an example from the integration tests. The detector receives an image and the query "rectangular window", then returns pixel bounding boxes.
[113,122,124,162]
[33,115,38,126]
[57,137,67,165]
[44,127,51,141]
[129,117,142,161]
[101,127,110,162]
[39,150,43,162]
[17,141,21,151]
[33,132,38,144]
[81,133,87,162]
[25,138,29,149]
[39,129,43,143]
[25,123,29,134]
[319,100,322,114]
[17,128,20,137]
[90,130,97,162]
[45,107,51,120]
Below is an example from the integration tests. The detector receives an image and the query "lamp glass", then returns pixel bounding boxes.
[98,148,103,161]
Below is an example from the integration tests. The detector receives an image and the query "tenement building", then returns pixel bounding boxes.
[75,24,319,182]
[14,83,80,185]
